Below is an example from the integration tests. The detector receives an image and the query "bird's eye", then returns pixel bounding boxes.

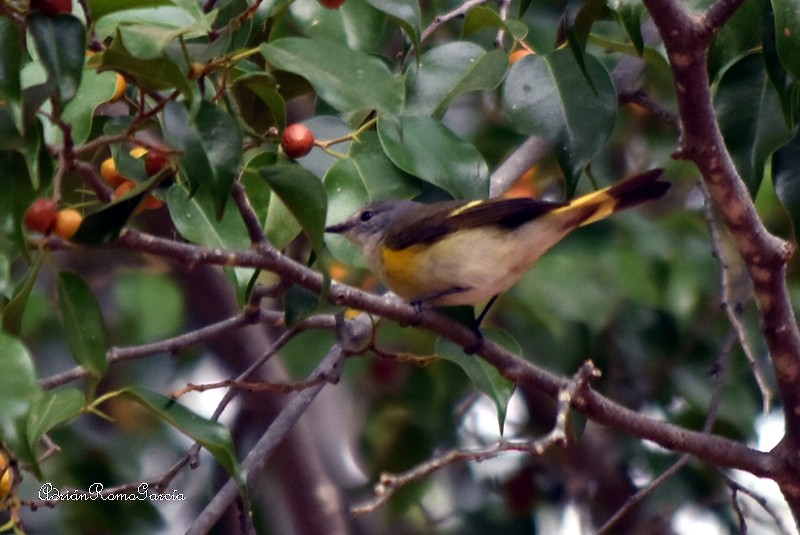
[359,210,374,222]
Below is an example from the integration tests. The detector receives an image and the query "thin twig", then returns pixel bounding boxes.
[719,471,795,535]
[700,181,772,414]
[597,331,737,534]
[352,361,600,516]
[420,0,492,42]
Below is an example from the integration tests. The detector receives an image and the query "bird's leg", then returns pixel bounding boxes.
[463,295,498,354]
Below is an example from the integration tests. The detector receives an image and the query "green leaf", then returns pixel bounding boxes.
[716,53,794,194]
[563,0,605,84]
[26,389,84,456]
[87,0,172,20]
[349,130,421,200]
[28,14,86,108]
[406,42,508,118]
[258,164,328,256]
[99,29,193,98]
[94,6,214,55]
[290,0,388,53]
[773,0,800,81]
[363,0,421,54]
[116,387,246,492]
[377,115,489,199]
[163,101,242,217]
[51,68,119,146]
[772,131,800,234]
[2,254,43,336]
[230,68,286,131]
[166,184,255,304]
[462,7,527,40]
[502,49,617,192]
[0,332,43,472]
[57,272,108,378]
[707,0,763,78]
[435,329,517,434]
[0,17,21,103]
[323,158,370,266]
[611,0,646,55]
[260,37,404,116]
[241,152,304,249]
[284,284,324,326]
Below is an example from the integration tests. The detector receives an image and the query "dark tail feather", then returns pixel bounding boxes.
[608,169,671,211]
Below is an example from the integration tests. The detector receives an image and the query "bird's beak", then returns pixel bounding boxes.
[325,221,351,234]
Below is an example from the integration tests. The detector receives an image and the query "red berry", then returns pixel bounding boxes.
[30,0,72,16]
[145,148,170,176]
[24,199,58,233]
[281,124,315,159]
[318,0,346,8]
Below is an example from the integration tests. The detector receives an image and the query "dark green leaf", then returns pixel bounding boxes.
[612,0,645,55]
[462,7,527,40]
[773,0,800,81]
[377,115,489,199]
[55,69,119,145]
[363,0,421,54]
[241,152,304,249]
[0,17,21,103]
[117,387,246,492]
[406,42,508,118]
[502,49,616,192]
[57,272,108,378]
[563,0,605,84]
[284,284,324,326]
[772,131,800,234]
[349,130,421,200]
[87,0,172,20]
[26,389,84,457]
[71,175,161,244]
[2,254,43,336]
[435,329,517,434]
[0,332,43,472]
[259,164,328,256]
[708,0,763,78]
[290,0,388,53]
[716,53,794,194]
[260,38,404,116]
[100,29,193,98]
[163,101,242,217]
[28,14,86,107]
[231,69,286,131]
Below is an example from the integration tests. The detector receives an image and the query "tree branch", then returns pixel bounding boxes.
[643,0,800,519]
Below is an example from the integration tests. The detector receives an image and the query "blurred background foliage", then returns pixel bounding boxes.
[1,0,799,532]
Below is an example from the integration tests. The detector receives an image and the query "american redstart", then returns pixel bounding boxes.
[326,169,670,320]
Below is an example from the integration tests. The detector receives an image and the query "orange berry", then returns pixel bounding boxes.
[100,157,125,187]
[510,49,534,64]
[329,261,349,281]
[53,209,83,240]
[110,73,126,102]
[139,194,164,211]
[114,179,136,198]
[0,450,14,501]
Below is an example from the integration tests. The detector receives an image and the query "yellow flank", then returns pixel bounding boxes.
[379,244,429,299]
[554,187,617,227]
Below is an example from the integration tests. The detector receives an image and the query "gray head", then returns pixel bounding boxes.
[325,200,419,252]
